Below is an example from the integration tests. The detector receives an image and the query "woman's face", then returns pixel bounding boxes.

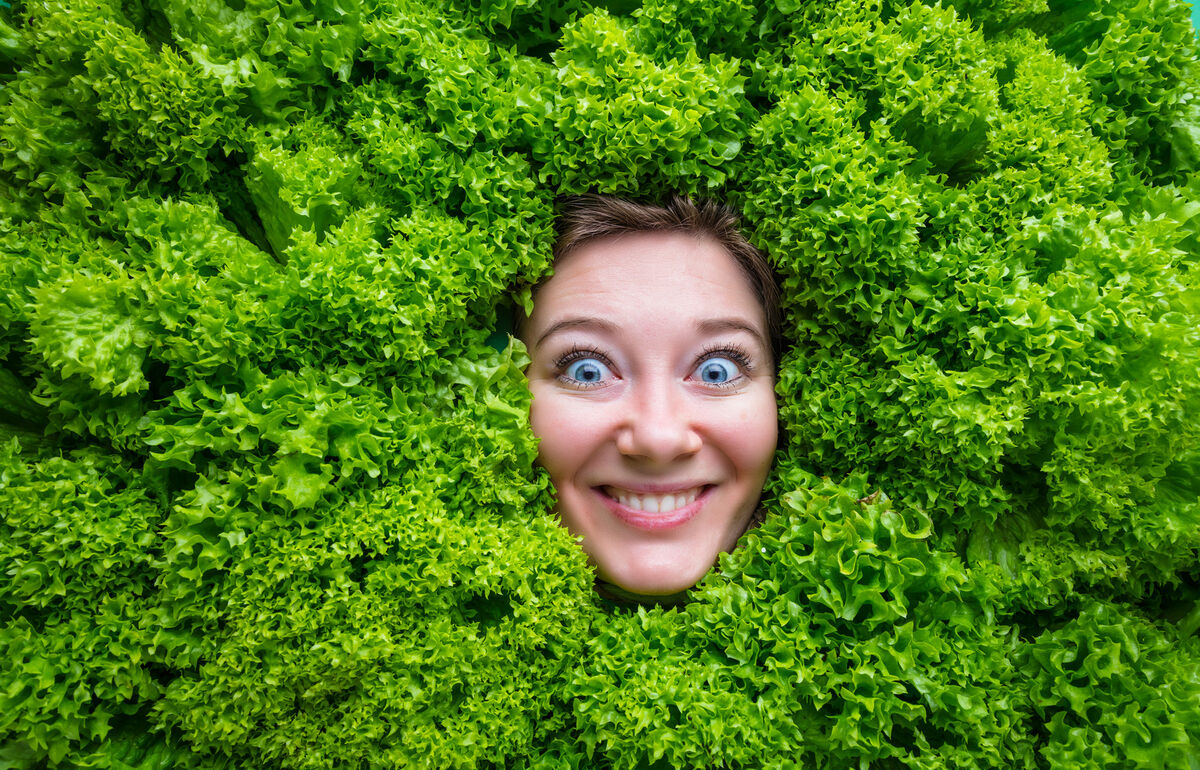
[522,231,778,597]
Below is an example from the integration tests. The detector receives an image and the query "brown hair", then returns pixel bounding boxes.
[551,194,782,367]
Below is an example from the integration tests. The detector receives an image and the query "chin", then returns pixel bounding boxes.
[598,556,713,598]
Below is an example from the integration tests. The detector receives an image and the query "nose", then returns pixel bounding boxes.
[615,378,702,462]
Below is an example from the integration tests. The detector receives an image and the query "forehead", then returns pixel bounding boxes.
[528,231,766,333]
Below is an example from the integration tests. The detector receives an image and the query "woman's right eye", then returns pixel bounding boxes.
[561,357,614,387]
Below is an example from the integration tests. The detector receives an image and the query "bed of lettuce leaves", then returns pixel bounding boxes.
[2,0,1199,767]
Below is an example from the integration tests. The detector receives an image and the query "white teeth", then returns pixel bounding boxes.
[604,487,704,513]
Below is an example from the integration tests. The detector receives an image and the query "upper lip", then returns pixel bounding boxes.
[597,482,713,495]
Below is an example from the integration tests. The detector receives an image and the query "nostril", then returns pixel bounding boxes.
[615,425,702,460]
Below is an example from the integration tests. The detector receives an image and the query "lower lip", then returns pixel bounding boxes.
[592,486,714,532]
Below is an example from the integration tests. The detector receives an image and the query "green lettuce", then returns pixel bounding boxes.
[1,0,1198,766]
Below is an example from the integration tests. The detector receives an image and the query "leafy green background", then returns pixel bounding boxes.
[2,0,1199,767]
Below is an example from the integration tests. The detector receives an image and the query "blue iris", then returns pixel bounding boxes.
[566,358,611,384]
[696,357,738,384]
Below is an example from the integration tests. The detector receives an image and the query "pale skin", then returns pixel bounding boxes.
[522,231,778,598]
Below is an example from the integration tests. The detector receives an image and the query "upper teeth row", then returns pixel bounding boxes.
[606,487,703,513]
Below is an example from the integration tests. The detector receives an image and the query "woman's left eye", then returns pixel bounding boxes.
[694,357,741,385]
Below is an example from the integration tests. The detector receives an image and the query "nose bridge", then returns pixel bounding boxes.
[619,367,699,460]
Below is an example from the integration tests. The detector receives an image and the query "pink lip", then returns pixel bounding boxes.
[591,485,715,532]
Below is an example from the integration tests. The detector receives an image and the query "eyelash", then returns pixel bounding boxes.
[554,345,614,388]
[694,343,755,388]
[696,343,754,373]
[551,343,756,387]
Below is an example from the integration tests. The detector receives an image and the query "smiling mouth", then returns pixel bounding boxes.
[593,485,714,532]
[599,485,709,513]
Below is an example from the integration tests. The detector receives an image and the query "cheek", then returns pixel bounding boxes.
[529,389,608,479]
[713,392,778,479]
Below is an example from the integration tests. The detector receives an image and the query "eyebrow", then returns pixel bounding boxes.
[695,318,770,351]
[534,317,619,349]
[534,316,767,351]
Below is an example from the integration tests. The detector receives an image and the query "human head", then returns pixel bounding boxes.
[552,195,782,365]
[521,194,780,599]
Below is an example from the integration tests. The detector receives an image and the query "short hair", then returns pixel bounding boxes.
[552,194,782,367]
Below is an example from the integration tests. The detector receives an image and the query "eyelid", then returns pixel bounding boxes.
[694,343,755,372]
[554,344,615,370]
[553,345,618,389]
[691,344,755,388]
